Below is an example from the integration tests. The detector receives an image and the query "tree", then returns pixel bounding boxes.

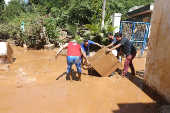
[0,0,5,15]
[101,0,106,30]
[106,0,154,20]
[1,0,24,22]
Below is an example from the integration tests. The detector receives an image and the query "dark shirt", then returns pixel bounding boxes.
[111,38,117,44]
[118,37,136,56]
[110,38,121,52]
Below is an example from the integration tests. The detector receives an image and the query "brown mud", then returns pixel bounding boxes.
[0,46,158,113]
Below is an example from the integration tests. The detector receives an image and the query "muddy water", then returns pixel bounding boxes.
[0,46,156,113]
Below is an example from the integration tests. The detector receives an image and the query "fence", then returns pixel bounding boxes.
[120,21,150,56]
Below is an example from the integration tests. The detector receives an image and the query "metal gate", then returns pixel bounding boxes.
[120,21,150,56]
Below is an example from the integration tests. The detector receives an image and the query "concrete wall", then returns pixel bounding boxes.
[144,0,170,102]
[112,13,122,34]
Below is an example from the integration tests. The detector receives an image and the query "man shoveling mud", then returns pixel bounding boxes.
[106,32,137,77]
[56,40,89,81]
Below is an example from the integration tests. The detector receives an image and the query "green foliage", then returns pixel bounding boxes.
[67,6,94,25]
[85,24,101,35]
[0,23,17,36]
[65,24,78,37]
[0,0,5,17]
[103,18,117,33]
[31,0,103,26]
[0,0,154,49]
[10,15,46,49]
[64,24,84,44]
[1,0,25,22]
[44,17,61,45]
[31,4,47,15]
[89,0,103,24]
[85,20,117,45]
[74,35,83,44]
[67,0,102,24]
[50,7,68,28]
[20,21,46,49]
[85,19,117,37]
[27,0,154,27]
[106,0,154,20]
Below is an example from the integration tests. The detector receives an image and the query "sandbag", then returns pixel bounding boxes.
[0,42,13,64]
[0,42,7,56]
[112,49,118,56]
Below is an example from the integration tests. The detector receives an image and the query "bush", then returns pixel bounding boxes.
[0,0,25,22]
[44,17,63,46]
[84,20,117,45]
[0,23,19,40]
[14,19,46,49]
[0,11,65,49]
[50,7,68,28]
[67,6,94,25]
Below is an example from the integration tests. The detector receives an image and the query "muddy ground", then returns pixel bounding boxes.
[0,46,160,113]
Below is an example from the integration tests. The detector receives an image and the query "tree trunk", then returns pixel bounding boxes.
[101,0,106,30]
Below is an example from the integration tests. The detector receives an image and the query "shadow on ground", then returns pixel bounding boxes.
[87,68,101,77]
[56,70,87,81]
[127,70,169,105]
[112,103,157,113]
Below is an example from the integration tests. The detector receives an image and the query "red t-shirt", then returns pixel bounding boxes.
[67,42,81,56]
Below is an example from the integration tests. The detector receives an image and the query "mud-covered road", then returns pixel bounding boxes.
[0,46,157,113]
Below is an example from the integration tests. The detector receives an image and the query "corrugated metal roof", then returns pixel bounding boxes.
[127,4,154,17]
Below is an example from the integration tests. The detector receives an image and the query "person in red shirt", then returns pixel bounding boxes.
[56,40,88,81]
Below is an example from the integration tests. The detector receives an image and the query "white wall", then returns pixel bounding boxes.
[112,13,122,34]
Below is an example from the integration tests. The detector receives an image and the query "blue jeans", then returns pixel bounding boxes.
[67,56,81,74]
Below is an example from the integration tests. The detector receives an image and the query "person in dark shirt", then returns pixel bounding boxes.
[107,32,117,47]
[107,32,123,61]
[107,32,137,77]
